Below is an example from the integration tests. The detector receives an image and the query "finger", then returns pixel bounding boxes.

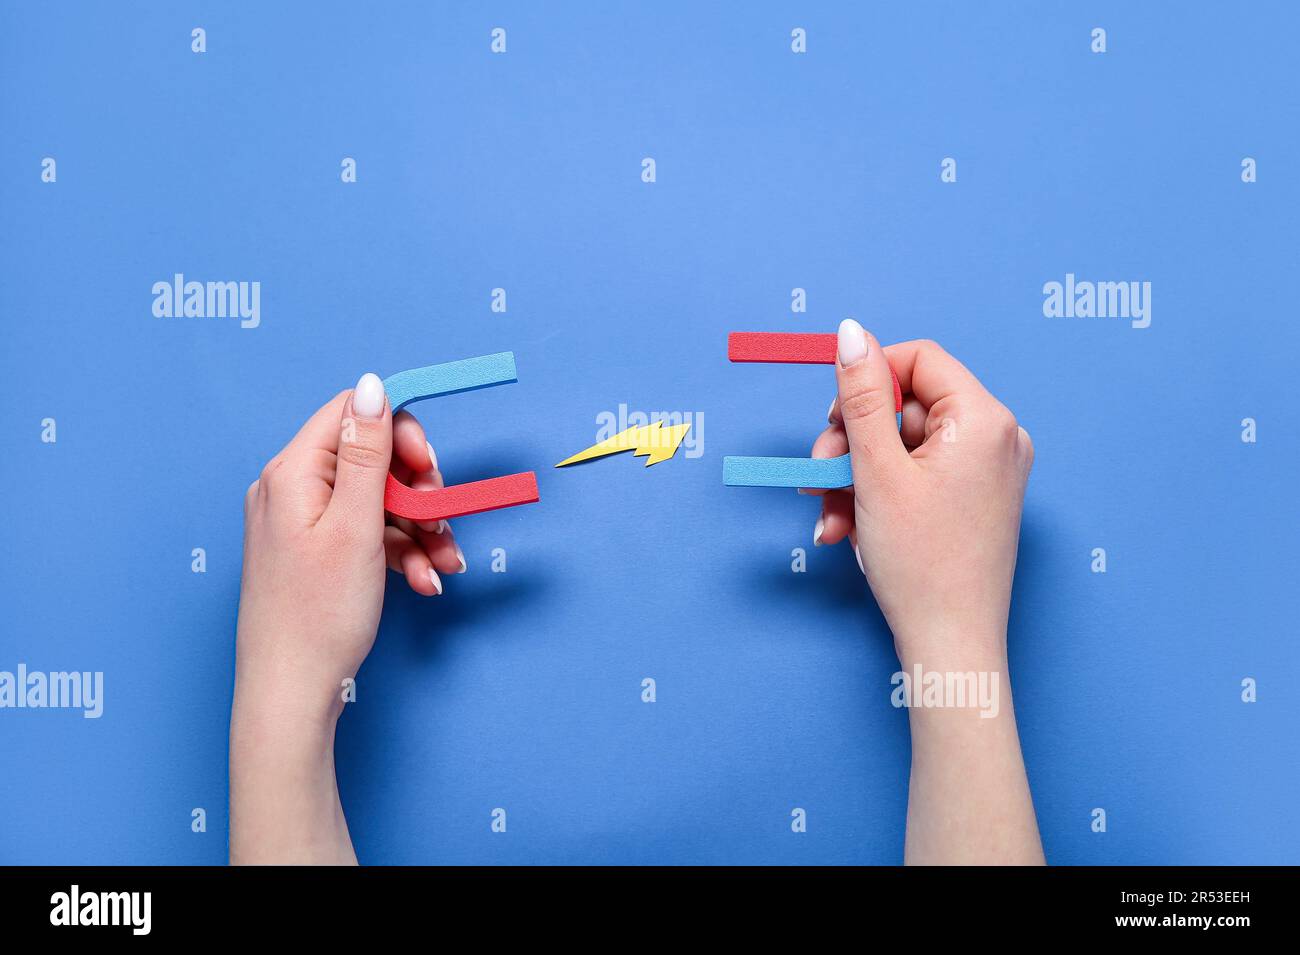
[406,456,447,533]
[900,396,927,448]
[848,525,865,577]
[393,411,434,474]
[799,422,849,496]
[416,525,467,577]
[282,390,352,457]
[811,422,848,460]
[391,410,446,532]
[815,490,855,546]
[881,339,987,412]
[391,514,445,541]
[258,391,351,488]
[1017,426,1035,474]
[881,340,997,458]
[323,373,392,546]
[834,320,911,490]
[384,525,442,596]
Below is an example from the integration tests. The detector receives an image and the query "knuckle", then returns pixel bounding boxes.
[838,387,892,424]
[997,409,1021,441]
[931,393,966,418]
[980,403,1019,443]
[337,438,390,471]
[258,456,285,488]
[914,338,946,360]
[925,395,965,439]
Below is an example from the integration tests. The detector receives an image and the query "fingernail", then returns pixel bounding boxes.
[426,441,438,471]
[428,567,443,595]
[353,373,385,418]
[853,542,865,575]
[827,397,837,422]
[417,519,445,533]
[813,515,825,547]
[435,519,448,534]
[837,318,868,368]
[454,544,467,574]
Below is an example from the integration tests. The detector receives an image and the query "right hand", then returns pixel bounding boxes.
[809,323,1035,663]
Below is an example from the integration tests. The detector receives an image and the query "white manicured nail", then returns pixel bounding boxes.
[428,567,442,595]
[426,441,438,471]
[853,543,865,575]
[813,515,825,547]
[454,544,467,574]
[827,397,837,422]
[837,318,867,368]
[353,373,385,418]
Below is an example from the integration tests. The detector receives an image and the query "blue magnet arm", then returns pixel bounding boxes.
[722,407,904,485]
[723,453,852,489]
[723,412,901,488]
[382,352,518,412]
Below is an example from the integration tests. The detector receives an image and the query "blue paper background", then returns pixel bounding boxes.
[2,2,1297,864]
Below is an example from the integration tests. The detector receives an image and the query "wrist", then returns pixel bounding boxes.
[230,691,337,770]
[889,614,1008,669]
[230,664,345,762]
[228,688,354,865]
[890,621,1016,733]
[231,628,352,727]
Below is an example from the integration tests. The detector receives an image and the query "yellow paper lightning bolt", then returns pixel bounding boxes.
[556,420,692,468]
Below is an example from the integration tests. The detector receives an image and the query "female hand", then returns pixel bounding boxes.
[230,373,465,864]
[809,322,1043,864]
[810,324,1035,664]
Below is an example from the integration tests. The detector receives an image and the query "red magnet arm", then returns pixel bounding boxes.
[384,472,540,521]
[727,332,902,411]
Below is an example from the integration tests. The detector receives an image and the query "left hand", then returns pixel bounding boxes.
[234,374,467,725]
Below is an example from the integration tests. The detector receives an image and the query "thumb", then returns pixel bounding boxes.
[834,319,909,489]
[326,372,393,539]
